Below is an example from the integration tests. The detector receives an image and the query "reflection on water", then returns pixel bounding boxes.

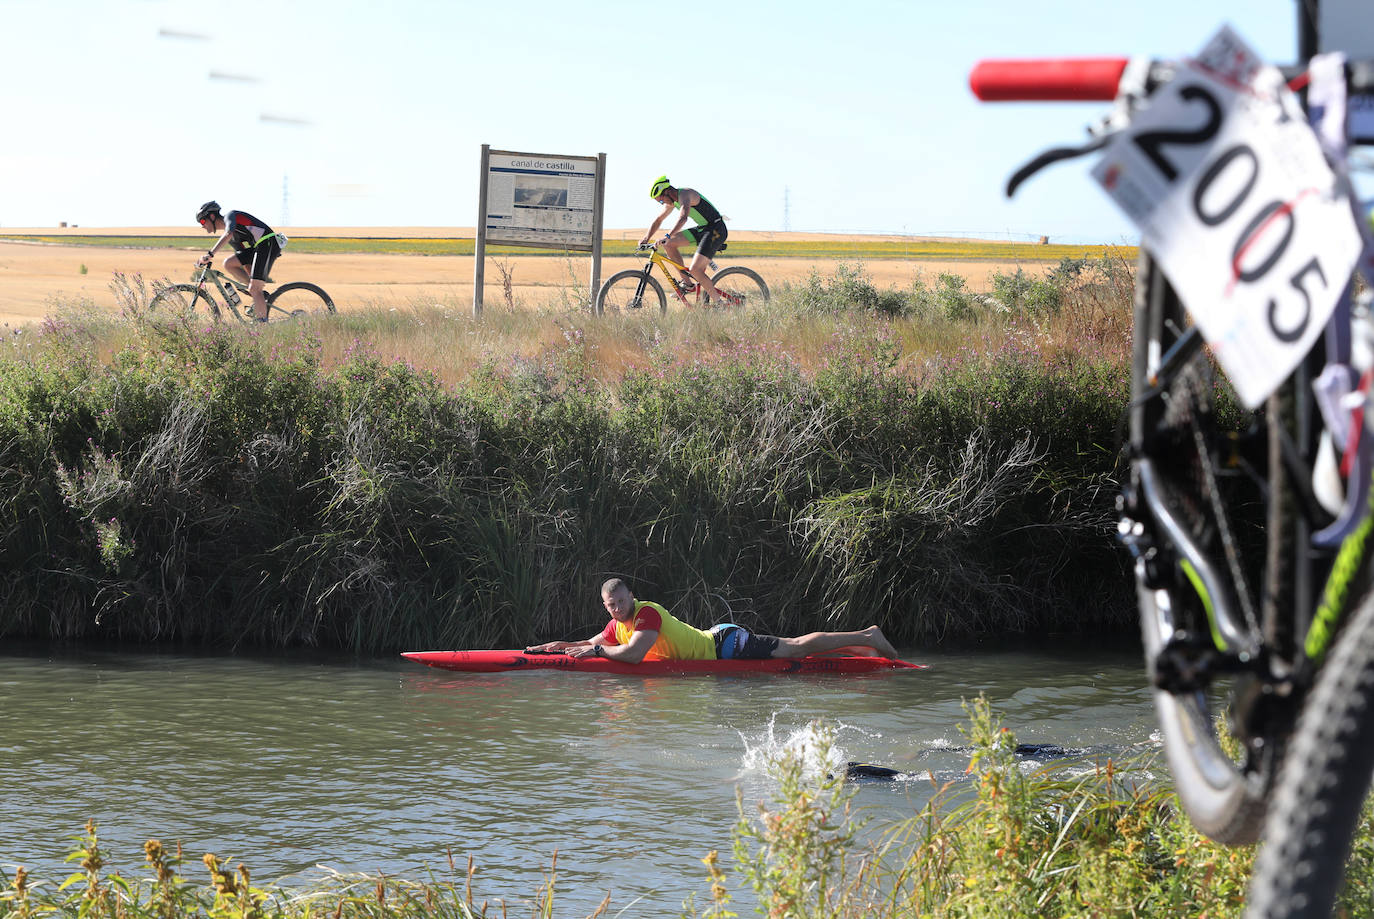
[0,638,1155,916]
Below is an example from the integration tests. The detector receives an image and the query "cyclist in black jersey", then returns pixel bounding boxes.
[640,176,728,304]
[195,200,283,322]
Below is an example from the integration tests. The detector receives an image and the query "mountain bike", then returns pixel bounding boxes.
[149,263,335,322]
[595,242,769,315]
[974,26,1374,919]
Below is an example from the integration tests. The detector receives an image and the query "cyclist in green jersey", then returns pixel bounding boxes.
[640,176,728,304]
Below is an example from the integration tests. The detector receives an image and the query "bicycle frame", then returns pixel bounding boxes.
[637,244,741,307]
[641,245,704,306]
[209,267,249,296]
[190,264,249,314]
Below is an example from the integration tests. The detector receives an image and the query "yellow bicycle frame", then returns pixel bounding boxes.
[645,247,695,303]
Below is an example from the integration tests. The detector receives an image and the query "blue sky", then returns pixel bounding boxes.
[0,0,1301,241]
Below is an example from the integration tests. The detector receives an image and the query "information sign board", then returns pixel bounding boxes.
[482,151,599,250]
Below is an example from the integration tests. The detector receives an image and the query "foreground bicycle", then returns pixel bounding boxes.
[150,263,335,322]
[595,241,769,315]
[975,23,1374,919]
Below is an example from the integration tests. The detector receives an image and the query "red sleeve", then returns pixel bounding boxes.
[632,605,663,632]
[599,620,618,643]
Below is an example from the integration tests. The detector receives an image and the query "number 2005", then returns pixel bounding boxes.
[1137,82,1331,344]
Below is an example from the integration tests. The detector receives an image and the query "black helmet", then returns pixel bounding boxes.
[196,200,222,222]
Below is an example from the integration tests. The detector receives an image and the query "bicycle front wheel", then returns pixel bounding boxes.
[1244,589,1374,918]
[711,265,769,307]
[149,283,221,320]
[267,282,336,320]
[597,270,666,315]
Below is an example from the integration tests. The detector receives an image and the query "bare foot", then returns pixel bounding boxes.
[865,625,901,660]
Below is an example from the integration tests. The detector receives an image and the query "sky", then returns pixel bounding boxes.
[0,0,1311,242]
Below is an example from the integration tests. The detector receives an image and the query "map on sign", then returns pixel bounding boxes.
[484,152,598,249]
[1090,25,1362,408]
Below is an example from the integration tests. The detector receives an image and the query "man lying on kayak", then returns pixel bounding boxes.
[525,578,902,664]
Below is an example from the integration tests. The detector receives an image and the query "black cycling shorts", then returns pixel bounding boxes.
[686,221,728,260]
[232,239,281,282]
[712,624,780,660]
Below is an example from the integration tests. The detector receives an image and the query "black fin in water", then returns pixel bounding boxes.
[844,761,903,780]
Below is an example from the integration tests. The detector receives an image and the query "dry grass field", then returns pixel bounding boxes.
[0,227,1104,326]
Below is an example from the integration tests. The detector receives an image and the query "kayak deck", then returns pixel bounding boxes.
[402,649,927,675]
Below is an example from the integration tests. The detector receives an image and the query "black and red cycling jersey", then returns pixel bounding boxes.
[223,210,279,253]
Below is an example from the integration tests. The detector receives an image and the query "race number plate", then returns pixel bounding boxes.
[1091,26,1362,408]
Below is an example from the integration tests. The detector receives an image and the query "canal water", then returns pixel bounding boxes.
[0,638,1158,916]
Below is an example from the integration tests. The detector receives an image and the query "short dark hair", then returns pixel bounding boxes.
[600,577,631,597]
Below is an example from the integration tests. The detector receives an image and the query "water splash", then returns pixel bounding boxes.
[736,712,848,784]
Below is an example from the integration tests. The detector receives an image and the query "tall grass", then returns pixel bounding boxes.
[0,820,572,919]
[0,261,1134,652]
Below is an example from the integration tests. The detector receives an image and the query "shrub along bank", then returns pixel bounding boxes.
[0,289,1133,653]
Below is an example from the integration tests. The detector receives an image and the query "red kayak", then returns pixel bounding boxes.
[402,649,927,675]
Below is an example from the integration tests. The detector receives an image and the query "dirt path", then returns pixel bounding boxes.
[0,228,1052,326]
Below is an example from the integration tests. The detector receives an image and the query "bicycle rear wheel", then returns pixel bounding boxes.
[711,265,769,307]
[266,282,335,320]
[597,270,666,315]
[1124,249,1300,844]
[149,283,221,320]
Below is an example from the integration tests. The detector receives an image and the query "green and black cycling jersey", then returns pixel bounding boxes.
[675,193,723,227]
[676,191,727,259]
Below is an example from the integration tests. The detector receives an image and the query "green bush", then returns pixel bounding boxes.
[0,291,1135,652]
[783,262,913,317]
[991,268,1062,318]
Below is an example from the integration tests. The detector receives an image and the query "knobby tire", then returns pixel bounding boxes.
[1244,589,1374,918]
[710,265,769,306]
[149,283,221,320]
[266,282,335,319]
[597,270,666,315]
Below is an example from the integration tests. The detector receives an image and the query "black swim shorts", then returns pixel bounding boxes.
[712,624,780,660]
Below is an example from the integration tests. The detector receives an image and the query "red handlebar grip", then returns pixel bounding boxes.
[969,58,1129,101]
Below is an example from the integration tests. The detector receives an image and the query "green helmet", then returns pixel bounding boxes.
[649,176,671,198]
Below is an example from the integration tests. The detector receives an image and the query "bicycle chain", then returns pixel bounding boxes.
[1183,368,1263,639]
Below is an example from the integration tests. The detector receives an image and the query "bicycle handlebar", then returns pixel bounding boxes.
[969,58,1130,102]
[972,56,1374,104]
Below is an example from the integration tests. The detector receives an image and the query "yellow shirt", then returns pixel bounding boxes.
[599,601,716,660]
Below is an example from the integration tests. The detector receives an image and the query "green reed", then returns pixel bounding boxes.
[0,262,1135,651]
